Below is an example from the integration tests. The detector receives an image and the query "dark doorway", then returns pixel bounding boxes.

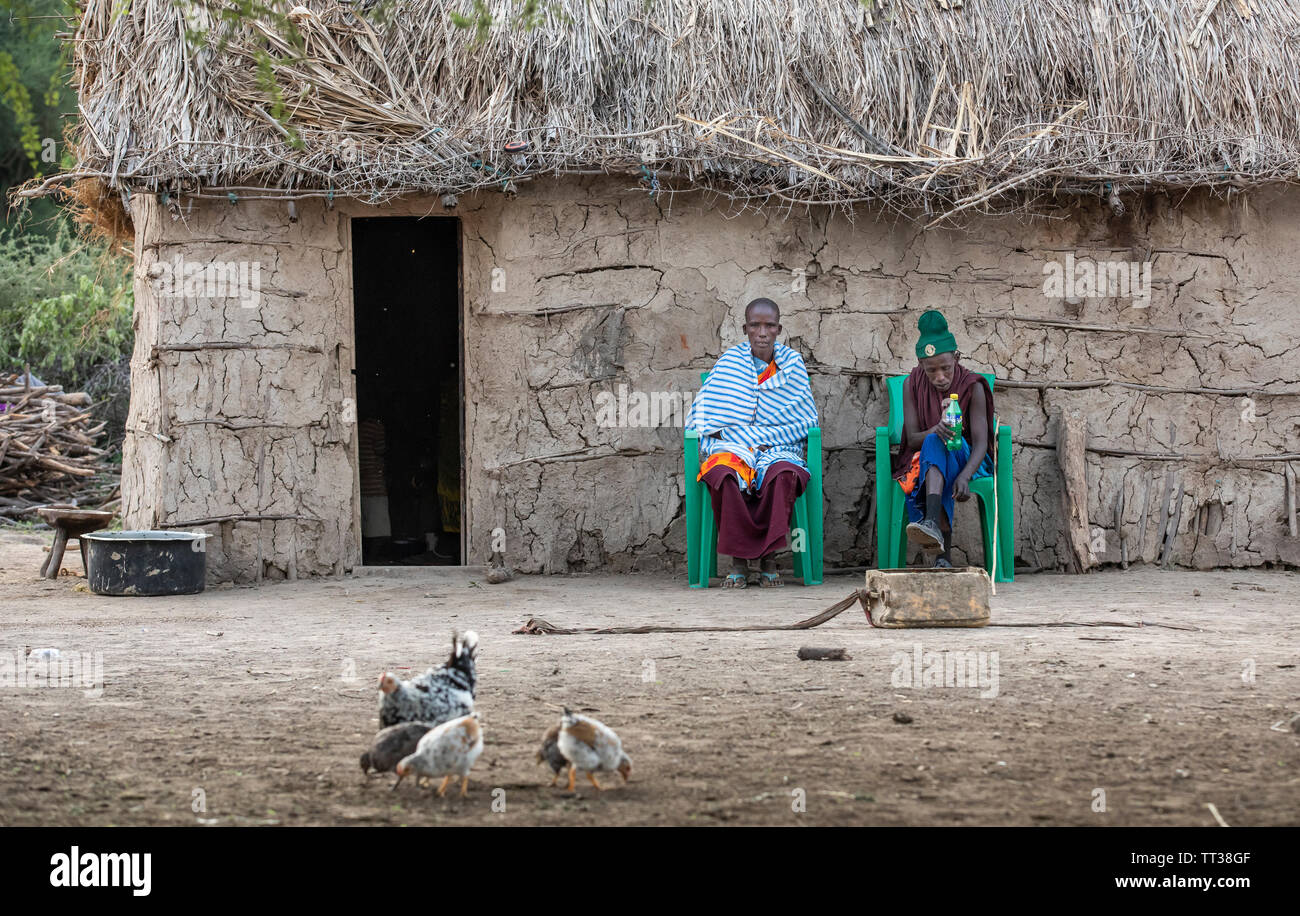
[351,217,462,565]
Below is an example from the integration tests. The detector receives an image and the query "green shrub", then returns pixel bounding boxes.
[16,273,133,381]
[0,219,133,390]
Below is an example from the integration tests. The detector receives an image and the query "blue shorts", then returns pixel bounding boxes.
[904,432,993,525]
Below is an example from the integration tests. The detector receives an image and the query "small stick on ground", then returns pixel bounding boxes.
[797,647,852,661]
[1205,802,1230,828]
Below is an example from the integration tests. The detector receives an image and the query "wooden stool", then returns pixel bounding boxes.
[36,507,115,579]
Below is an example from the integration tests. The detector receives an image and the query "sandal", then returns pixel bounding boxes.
[721,572,748,589]
[758,571,784,588]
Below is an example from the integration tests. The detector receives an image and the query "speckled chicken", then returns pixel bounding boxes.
[377,630,478,728]
[557,707,631,791]
[360,722,433,788]
[535,724,567,786]
[395,712,484,797]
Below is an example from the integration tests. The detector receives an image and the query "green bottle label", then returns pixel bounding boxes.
[945,397,962,451]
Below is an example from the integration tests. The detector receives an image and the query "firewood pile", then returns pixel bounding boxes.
[0,373,118,520]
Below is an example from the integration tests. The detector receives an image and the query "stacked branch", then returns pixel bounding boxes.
[0,374,117,520]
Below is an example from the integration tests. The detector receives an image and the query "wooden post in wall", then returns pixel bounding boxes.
[1055,408,1095,573]
[1285,463,1298,538]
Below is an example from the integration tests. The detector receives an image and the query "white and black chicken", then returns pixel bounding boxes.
[378,630,478,729]
[557,707,631,792]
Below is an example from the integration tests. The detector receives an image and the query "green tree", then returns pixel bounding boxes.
[0,220,133,389]
[0,0,78,231]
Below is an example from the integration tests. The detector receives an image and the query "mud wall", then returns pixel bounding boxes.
[122,194,358,581]
[122,177,1300,580]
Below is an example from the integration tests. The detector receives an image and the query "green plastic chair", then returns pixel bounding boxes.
[874,373,1014,582]
[685,372,822,588]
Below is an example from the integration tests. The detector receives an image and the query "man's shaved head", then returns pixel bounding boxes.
[745,298,781,322]
[743,298,781,363]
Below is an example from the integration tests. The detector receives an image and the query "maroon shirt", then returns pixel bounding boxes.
[893,364,995,480]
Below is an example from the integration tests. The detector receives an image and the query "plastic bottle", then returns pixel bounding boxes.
[942,393,963,451]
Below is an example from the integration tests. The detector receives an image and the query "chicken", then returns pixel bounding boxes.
[535,724,566,786]
[557,707,631,791]
[485,550,512,584]
[360,722,433,788]
[377,630,478,728]
[395,712,484,797]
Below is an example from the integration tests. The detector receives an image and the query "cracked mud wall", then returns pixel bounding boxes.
[461,177,1300,574]
[123,177,1300,581]
[123,193,357,582]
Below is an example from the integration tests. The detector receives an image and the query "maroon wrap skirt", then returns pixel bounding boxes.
[700,460,809,560]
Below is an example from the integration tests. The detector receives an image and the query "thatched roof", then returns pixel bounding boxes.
[26,0,1300,221]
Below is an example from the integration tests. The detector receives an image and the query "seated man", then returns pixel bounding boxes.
[895,309,995,568]
[687,298,819,588]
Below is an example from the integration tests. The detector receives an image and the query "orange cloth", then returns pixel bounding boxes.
[697,451,755,489]
[898,452,921,496]
[757,358,778,385]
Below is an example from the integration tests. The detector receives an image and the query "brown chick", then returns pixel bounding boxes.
[535,724,567,786]
[557,707,631,792]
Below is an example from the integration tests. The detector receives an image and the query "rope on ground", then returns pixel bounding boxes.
[511,590,1200,634]
[512,591,866,634]
[988,621,1199,630]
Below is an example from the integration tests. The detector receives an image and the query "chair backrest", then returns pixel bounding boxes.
[887,371,995,446]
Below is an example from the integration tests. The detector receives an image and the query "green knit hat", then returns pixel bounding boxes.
[915,309,957,360]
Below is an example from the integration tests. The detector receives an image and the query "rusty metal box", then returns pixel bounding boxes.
[863,567,991,628]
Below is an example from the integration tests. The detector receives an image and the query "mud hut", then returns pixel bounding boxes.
[25,0,1300,581]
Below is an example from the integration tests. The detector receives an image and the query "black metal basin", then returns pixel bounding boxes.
[83,530,209,596]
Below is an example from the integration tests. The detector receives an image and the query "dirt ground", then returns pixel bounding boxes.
[0,528,1296,827]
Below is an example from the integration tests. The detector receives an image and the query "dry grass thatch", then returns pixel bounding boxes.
[20,0,1300,221]
[62,177,135,249]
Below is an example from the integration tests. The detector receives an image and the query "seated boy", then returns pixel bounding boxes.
[894,309,995,567]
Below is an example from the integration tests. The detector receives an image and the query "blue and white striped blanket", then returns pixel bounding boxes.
[687,341,818,490]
